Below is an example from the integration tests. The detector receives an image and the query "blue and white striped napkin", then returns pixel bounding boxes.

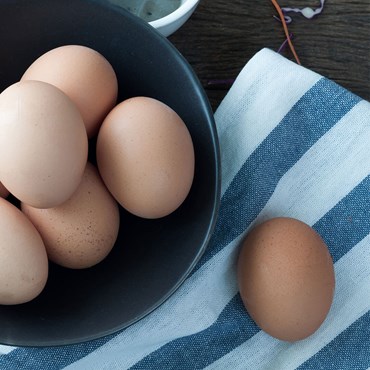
[0,48,369,369]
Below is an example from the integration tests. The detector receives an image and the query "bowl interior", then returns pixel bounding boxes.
[0,0,220,346]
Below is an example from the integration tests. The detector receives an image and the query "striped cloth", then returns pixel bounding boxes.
[0,48,369,369]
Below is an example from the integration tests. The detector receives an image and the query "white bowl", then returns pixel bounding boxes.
[149,0,200,37]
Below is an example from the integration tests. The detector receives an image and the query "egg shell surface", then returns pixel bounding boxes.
[96,96,195,219]
[0,198,48,305]
[22,162,120,269]
[22,44,118,138]
[0,80,88,209]
[237,217,335,342]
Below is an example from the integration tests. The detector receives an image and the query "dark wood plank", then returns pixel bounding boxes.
[169,0,370,111]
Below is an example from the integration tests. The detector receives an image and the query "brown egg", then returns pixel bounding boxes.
[96,96,195,219]
[0,198,48,305]
[21,162,120,269]
[237,217,335,342]
[0,80,88,209]
[22,44,118,138]
[0,181,9,199]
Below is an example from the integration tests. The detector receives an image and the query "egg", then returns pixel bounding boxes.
[0,80,88,209]
[22,44,118,138]
[237,217,335,341]
[0,182,9,199]
[96,96,195,219]
[21,162,120,269]
[0,198,48,305]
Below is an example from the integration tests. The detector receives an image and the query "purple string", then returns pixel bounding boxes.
[276,0,326,24]
[277,33,294,53]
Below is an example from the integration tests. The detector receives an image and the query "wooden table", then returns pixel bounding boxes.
[169,0,370,112]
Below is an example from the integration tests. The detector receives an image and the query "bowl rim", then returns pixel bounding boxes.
[149,0,200,28]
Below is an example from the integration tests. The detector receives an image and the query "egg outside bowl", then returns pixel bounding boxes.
[149,0,201,37]
[0,0,220,346]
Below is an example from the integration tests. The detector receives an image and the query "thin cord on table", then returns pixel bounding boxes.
[271,0,301,65]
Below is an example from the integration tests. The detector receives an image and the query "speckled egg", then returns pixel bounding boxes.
[21,162,120,269]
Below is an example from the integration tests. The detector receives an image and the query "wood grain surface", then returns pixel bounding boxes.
[169,1,370,111]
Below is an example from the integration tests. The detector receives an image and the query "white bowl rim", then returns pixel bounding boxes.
[149,0,200,28]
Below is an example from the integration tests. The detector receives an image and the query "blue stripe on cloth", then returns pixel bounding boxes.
[127,175,370,370]
[298,310,370,370]
[0,79,362,370]
[193,77,361,274]
[0,335,115,370]
[313,175,370,262]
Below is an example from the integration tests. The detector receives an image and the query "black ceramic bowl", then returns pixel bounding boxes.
[0,0,220,346]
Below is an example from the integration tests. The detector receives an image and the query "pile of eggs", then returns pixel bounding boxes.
[0,44,335,344]
[0,45,195,305]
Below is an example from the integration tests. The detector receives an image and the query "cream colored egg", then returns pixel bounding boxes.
[0,80,88,209]
[22,44,118,138]
[0,198,48,305]
[96,96,195,219]
[21,162,120,269]
[0,182,9,199]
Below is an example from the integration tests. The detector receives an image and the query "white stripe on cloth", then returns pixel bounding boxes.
[206,232,370,370]
[66,101,368,369]
[0,345,15,355]
[215,48,321,197]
